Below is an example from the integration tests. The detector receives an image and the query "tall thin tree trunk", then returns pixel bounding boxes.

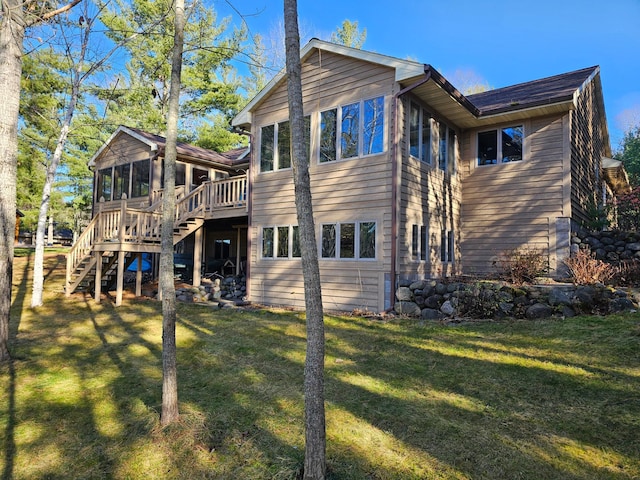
[283,1,326,478]
[31,120,73,307]
[0,0,25,362]
[160,0,185,426]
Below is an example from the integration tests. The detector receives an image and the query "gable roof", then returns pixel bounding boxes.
[467,66,600,116]
[233,39,607,134]
[89,126,249,169]
[233,38,426,128]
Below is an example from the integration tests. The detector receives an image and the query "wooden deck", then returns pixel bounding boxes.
[66,175,248,303]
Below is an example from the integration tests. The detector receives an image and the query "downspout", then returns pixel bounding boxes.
[235,128,253,299]
[390,68,431,309]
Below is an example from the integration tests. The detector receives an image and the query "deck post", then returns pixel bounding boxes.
[116,250,125,306]
[135,252,142,297]
[193,226,202,287]
[94,250,102,303]
[236,226,242,276]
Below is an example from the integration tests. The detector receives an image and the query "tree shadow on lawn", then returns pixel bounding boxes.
[321,316,640,478]
[5,269,639,480]
[2,253,33,480]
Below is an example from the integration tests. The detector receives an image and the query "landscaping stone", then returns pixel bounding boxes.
[440,300,456,316]
[393,276,637,320]
[526,303,555,319]
[421,308,445,320]
[396,287,413,302]
[395,301,421,316]
[548,287,573,306]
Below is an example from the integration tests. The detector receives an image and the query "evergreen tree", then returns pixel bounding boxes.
[98,0,245,138]
[330,19,366,48]
[616,126,640,187]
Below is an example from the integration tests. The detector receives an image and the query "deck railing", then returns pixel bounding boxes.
[66,174,248,295]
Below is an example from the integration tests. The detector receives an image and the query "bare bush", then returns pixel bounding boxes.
[495,247,547,285]
[563,249,617,285]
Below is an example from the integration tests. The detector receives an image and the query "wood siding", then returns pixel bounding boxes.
[570,77,607,226]
[460,115,568,274]
[397,96,462,280]
[249,50,395,313]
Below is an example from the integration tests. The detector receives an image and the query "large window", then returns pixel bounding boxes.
[477,125,524,165]
[320,96,385,163]
[409,103,431,164]
[260,117,310,172]
[321,221,376,260]
[262,225,302,259]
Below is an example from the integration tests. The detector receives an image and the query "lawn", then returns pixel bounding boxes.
[1,250,639,479]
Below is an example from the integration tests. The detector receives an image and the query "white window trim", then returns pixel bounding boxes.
[318,95,386,164]
[259,121,292,174]
[261,225,301,260]
[408,103,432,165]
[320,220,377,261]
[476,124,525,167]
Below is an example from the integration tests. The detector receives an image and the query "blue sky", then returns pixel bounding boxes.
[217,0,640,149]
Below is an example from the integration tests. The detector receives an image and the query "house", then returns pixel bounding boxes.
[67,39,628,313]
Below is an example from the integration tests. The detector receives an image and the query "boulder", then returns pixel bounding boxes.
[548,287,573,306]
[424,294,444,309]
[609,298,636,313]
[394,301,421,316]
[440,300,456,316]
[396,287,413,302]
[525,303,554,319]
[421,308,445,320]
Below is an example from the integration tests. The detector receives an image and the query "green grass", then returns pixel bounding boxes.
[1,252,639,479]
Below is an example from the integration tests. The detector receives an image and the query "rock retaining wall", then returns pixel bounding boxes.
[572,230,640,262]
[394,279,637,320]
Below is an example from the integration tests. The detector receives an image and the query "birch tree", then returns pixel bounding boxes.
[283,1,326,477]
[160,0,184,426]
[29,0,161,307]
[0,0,81,361]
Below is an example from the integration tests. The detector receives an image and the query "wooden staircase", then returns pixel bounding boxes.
[65,176,245,301]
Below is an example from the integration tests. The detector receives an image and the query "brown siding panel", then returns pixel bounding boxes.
[460,116,566,273]
[570,78,607,226]
[249,50,395,313]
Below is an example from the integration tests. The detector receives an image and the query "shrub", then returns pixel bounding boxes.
[494,246,547,285]
[615,186,640,231]
[612,258,640,286]
[563,249,617,285]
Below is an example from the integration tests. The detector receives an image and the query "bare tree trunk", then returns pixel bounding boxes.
[0,0,25,362]
[160,0,185,426]
[31,115,74,307]
[283,1,326,478]
[30,0,144,307]
[0,0,82,361]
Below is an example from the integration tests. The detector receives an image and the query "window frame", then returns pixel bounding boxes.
[408,102,432,164]
[320,221,377,261]
[440,229,454,263]
[261,225,302,259]
[477,124,525,166]
[319,95,386,164]
[259,116,310,173]
[411,224,429,261]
